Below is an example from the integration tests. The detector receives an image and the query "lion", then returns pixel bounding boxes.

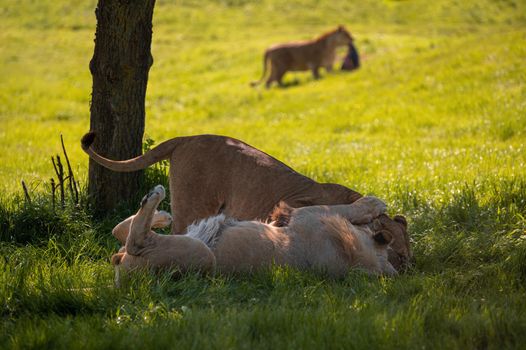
[250,25,353,88]
[81,132,413,270]
[269,201,410,271]
[111,185,396,285]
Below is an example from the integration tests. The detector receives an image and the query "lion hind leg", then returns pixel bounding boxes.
[275,68,287,87]
[112,210,172,245]
[266,62,286,88]
[266,74,277,88]
[112,215,135,246]
[127,185,165,255]
[311,66,321,80]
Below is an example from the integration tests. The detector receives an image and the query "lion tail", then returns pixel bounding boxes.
[250,50,270,87]
[80,132,183,172]
[185,214,238,248]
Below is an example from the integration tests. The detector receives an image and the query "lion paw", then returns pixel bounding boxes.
[152,210,173,229]
[357,196,387,218]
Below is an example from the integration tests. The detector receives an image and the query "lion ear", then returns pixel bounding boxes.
[373,231,393,246]
[372,218,382,231]
[270,201,294,227]
[394,215,407,229]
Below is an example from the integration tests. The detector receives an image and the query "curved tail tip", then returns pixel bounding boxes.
[81,132,96,150]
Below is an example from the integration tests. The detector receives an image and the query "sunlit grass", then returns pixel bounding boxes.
[1,0,525,348]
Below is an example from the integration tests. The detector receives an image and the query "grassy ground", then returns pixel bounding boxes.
[1,0,526,348]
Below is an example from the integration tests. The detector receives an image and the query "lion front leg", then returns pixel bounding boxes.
[329,196,387,224]
[292,197,387,226]
[267,61,286,88]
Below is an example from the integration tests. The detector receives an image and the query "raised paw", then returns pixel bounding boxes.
[141,185,166,208]
[152,210,172,229]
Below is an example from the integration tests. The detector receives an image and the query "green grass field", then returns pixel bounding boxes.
[1,0,526,348]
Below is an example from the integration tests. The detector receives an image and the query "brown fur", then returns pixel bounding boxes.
[82,132,412,270]
[112,186,396,281]
[251,26,353,88]
[81,132,362,233]
[269,201,294,227]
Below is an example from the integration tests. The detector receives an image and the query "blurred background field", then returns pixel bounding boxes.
[1,0,525,197]
[1,0,526,348]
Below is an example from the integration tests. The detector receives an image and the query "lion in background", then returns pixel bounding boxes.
[111,185,396,286]
[251,25,354,88]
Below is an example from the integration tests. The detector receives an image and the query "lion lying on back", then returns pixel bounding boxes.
[251,26,354,88]
[111,185,397,285]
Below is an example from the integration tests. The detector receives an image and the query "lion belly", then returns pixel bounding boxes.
[212,223,291,274]
[269,44,322,71]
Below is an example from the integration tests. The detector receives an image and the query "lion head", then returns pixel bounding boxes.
[328,25,353,46]
[372,214,412,271]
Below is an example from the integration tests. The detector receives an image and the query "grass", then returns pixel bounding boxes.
[1,0,526,348]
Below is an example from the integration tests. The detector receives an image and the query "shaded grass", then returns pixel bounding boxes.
[1,179,525,348]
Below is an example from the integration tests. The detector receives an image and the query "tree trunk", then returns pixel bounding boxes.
[88,0,156,213]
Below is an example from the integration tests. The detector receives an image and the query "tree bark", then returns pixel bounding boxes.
[88,0,156,213]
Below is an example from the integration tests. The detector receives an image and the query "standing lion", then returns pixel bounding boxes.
[251,26,354,88]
